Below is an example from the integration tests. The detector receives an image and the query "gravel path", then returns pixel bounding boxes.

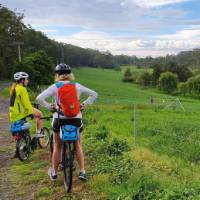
[0,82,16,200]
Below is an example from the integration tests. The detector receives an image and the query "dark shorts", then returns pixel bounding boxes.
[52,118,83,133]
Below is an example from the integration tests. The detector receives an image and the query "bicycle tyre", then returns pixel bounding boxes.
[62,141,75,193]
[16,134,31,161]
[38,127,50,148]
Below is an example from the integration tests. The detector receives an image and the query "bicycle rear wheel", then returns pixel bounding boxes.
[16,134,31,161]
[62,141,75,193]
[38,127,50,148]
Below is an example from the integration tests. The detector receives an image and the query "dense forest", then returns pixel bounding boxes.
[1,4,200,81]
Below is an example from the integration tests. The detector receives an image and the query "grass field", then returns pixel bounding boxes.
[4,67,200,199]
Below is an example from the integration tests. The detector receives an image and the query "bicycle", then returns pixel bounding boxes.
[61,124,79,192]
[49,108,81,193]
[11,116,52,161]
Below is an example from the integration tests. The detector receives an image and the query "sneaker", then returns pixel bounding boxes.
[35,133,44,138]
[48,167,58,181]
[78,172,87,181]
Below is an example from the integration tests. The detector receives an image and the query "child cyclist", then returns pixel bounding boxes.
[9,72,43,138]
[36,64,98,181]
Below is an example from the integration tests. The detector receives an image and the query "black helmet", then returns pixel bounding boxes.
[55,63,71,75]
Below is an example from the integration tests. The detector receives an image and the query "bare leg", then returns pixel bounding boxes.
[52,133,61,174]
[32,108,42,132]
[76,135,85,172]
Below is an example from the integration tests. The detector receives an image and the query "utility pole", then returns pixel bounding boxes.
[12,42,24,62]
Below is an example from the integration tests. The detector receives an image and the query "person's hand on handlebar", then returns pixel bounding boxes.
[80,103,85,111]
[50,104,57,113]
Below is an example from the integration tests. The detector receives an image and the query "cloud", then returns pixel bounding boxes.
[1,0,198,57]
[157,26,200,39]
[52,29,200,57]
[1,0,190,30]
[129,0,190,8]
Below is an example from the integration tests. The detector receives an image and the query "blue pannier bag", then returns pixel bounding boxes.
[60,125,79,141]
[10,120,31,135]
[10,119,25,134]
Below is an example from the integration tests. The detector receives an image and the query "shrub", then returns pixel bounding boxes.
[178,82,188,96]
[95,125,109,140]
[138,71,152,87]
[106,138,130,156]
[123,68,133,82]
[158,72,178,94]
[186,74,200,97]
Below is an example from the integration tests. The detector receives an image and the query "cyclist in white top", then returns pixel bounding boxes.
[36,63,98,181]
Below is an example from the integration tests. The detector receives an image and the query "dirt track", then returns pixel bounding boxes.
[0,82,16,200]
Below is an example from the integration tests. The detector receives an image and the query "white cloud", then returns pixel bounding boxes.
[52,29,200,57]
[1,0,190,30]
[1,0,198,57]
[157,26,200,40]
[128,0,190,8]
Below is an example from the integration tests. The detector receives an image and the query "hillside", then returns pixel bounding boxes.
[2,4,200,82]
[1,68,200,199]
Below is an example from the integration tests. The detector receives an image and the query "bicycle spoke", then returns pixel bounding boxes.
[38,127,50,148]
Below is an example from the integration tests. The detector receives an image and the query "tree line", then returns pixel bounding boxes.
[1,4,200,92]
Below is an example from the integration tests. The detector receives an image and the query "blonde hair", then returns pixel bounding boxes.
[10,82,17,95]
[54,73,75,82]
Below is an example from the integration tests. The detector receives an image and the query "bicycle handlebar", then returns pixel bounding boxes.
[40,116,53,120]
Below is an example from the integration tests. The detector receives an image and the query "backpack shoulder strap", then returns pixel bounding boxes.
[69,81,76,85]
[55,82,64,88]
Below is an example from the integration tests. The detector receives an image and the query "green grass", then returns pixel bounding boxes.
[1,87,10,98]
[73,67,200,199]
[7,67,200,199]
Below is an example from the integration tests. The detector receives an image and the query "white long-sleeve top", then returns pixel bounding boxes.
[36,81,98,119]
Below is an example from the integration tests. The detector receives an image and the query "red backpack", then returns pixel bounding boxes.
[56,82,80,117]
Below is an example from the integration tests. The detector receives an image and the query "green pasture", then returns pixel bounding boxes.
[4,67,200,199]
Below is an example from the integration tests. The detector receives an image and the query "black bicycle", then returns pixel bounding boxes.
[12,116,51,161]
[49,108,79,193]
[49,124,77,192]
[61,124,79,193]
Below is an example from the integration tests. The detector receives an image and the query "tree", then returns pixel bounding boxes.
[186,75,200,97]
[165,61,191,82]
[158,72,178,94]
[152,63,163,86]
[0,5,25,79]
[14,50,54,89]
[122,68,133,82]
[139,71,152,87]
[178,82,188,96]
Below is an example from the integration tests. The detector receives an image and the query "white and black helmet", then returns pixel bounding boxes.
[14,72,29,81]
[55,63,71,75]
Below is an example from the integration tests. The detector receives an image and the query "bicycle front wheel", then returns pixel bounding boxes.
[16,134,31,161]
[38,127,50,148]
[62,141,75,193]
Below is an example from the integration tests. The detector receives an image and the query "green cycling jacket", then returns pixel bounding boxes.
[9,84,33,122]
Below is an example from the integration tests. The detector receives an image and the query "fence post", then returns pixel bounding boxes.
[134,104,138,146]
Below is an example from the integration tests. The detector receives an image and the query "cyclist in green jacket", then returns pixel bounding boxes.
[9,72,43,138]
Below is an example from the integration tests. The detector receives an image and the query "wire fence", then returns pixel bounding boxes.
[91,96,200,165]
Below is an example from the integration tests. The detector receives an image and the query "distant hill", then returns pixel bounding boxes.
[1,4,200,80]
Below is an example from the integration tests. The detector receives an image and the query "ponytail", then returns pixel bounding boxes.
[10,82,17,95]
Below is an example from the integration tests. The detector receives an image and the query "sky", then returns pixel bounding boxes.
[2,0,200,57]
